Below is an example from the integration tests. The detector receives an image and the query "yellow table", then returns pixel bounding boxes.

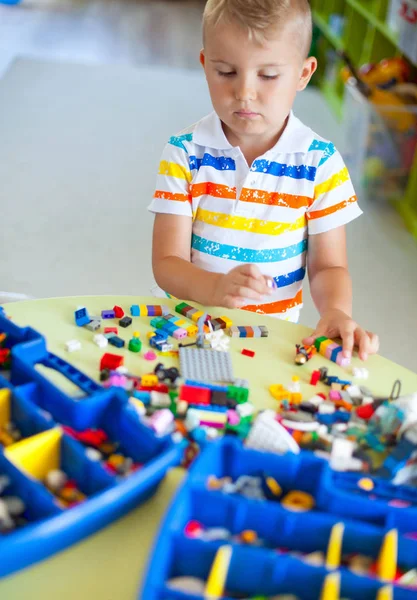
[0,295,416,600]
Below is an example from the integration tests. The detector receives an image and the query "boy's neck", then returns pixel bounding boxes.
[222,114,290,166]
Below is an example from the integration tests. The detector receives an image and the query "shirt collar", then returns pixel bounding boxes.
[192,110,314,155]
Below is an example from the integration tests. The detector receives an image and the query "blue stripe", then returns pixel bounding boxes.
[308,140,328,152]
[274,267,306,288]
[168,133,193,151]
[318,143,336,167]
[191,234,307,263]
[251,159,316,181]
[189,154,236,172]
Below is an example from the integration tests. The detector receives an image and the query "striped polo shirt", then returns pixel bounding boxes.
[148,111,362,320]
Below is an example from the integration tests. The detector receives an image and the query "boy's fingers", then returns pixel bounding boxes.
[367,331,380,354]
[356,328,369,361]
[302,327,325,346]
[238,276,268,295]
[341,330,354,358]
[223,295,246,309]
[238,264,263,280]
[233,285,264,302]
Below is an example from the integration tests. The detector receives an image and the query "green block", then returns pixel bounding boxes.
[314,336,328,352]
[226,416,253,438]
[175,302,189,314]
[128,338,142,352]
[227,385,249,404]
[169,390,179,415]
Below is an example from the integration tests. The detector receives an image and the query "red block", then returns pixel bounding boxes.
[180,385,211,405]
[104,327,118,334]
[0,348,10,364]
[138,383,169,393]
[241,348,255,357]
[100,353,124,371]
[310,370,320,386]
[113,306,124,318]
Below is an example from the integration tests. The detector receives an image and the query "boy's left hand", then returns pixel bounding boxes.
[302,308,379,361]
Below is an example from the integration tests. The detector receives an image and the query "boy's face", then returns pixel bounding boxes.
[201,21,317,147]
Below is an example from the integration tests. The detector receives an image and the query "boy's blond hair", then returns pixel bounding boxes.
[203,0,313,57]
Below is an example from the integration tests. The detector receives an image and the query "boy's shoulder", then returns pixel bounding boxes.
[165,112,230,153]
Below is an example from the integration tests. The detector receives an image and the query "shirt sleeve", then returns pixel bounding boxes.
[148,139,193,218]
[306,144,362,235]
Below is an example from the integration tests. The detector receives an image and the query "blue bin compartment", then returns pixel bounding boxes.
[0,307,44,389]
[0,385,55,448]
[0,308,185,577]
[142,437,417,600]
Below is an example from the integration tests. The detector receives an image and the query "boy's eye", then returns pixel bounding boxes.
[217,71,236,77]
[260,74,278,80]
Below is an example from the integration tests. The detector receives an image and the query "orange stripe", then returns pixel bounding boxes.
[154,190,192,203]
[191,182,236,200]
[191,182,312,209]
[241,289,303,315]
[307,195,357,220]
[240,188,311,209]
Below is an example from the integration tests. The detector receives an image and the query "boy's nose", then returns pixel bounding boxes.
[234,79,257,102]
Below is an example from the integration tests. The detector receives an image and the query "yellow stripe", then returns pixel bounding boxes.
[158,160,192,182]
[194,208,306,236]
[314,167,349,198]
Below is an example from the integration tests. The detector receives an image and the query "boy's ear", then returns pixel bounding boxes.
[200,49,206,68]
[297,56,318,91]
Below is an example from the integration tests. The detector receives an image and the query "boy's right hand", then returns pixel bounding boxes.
[212,264,275,309]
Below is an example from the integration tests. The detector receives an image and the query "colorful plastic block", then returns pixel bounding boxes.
[101,310,115,320]
[113,306,124,318]
[74,307,90,327]
[100,353,124,371]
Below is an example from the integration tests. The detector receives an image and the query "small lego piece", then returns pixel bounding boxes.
[353,367,369,379]
[101,310,116,319]
[113,305,124,318]
[241,348,255,357]
[133,331,140,338]
[65,339,81,353]
[295,344,316,365]
[100,353,124,371]
[128,338,142,352]
[288,375,300,393]
[119,316,132,328]
[85,320,101,331]
[227,325,268,338]
[104,327,118,334]
[246,410,300,454]
[74,307,90,327]
[144,351,157,361]
[93,334,108,348]
[310,370,321,386]
[130,305,140,316]
[314,336,351,367]
[281,490,315,512]
[358,477,375,492]
[108,336,125,348]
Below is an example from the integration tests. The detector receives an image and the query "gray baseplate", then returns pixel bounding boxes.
[179,347,235,383]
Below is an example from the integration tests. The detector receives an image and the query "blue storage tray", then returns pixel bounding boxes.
[0,307,184,577]
[142,437,417,600]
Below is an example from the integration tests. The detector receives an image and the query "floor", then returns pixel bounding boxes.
[0,0,416,372]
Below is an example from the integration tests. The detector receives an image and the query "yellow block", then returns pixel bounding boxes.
[191,311,204,323]
[193,410,227,424]
[5,428,62,480]
[320,572,340,600]
[186,325,198,337]
[377,586,393,600]
[173,319,185,326]
[139,305,148,317]
[205,545,232,599]
[319,339,333,355]
[326,523,344,570]
[269,384,290,401]
[377,529,398,582]
[0,388,11,429]
[141,374,158,387]
[220,316,232,328]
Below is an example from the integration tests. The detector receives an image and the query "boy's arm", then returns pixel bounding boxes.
[304,226,379,360]
[152,213,272,307]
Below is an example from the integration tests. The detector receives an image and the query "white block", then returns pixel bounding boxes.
[65,339,81,352]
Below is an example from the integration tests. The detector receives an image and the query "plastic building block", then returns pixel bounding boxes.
[113,306,124,318]
[227,325,268,338]
[179,347,235,384]
[108,336,125,349]
[128,338,142,353]
[144,351,157,361]
[119,316,132,328]
[314,336,351,367]
[353,367,369,379]
[241,348,255,358]
[74,307,90,327]
[85,320,101,332]
[310,370,321,386]
[130,305,140,316]
[65,340,81,353]
[377,529,398,582]
[180,385,211,405]
[104,327,118,334]
[101,310,116,319]
[100,353,124,371]
[93,334,108,349]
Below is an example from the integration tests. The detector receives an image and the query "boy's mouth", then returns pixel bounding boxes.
[234,110,260,119]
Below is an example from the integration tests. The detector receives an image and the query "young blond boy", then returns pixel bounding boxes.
[149,0,379,361]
